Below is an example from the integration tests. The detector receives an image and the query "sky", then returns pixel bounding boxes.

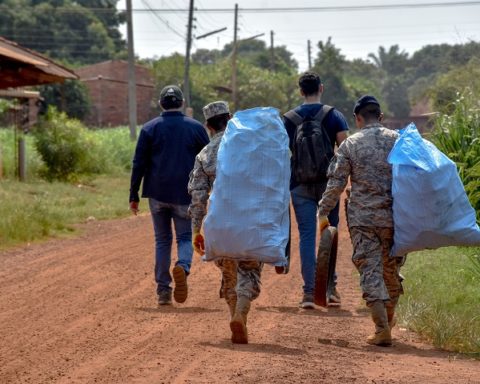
[119,0,480,71]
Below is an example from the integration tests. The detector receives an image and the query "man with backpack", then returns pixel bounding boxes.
[283,71,349,309]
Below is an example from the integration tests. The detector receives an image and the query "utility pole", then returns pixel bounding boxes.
[232,3,239,111]
[183,0,195,108]
[126,0,137,141]
[270,30,275,71]
[307,39,312,70]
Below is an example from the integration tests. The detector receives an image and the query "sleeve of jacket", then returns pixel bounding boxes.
[188,155,210,232]
[129,128,151,202]
[196,125,210,153]
[318,143,351,217]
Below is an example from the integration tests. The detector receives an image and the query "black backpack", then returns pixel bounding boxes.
[284,105,334,184]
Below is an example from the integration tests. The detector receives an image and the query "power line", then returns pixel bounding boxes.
[3,1,480,13]
[118,1,480,13]
[140,0,185,39]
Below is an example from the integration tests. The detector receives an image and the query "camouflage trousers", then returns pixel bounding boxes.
[214,259,263,303]
[350,226,405,308]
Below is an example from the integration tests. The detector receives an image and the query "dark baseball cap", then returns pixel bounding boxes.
[159,85,184,102]
[353,95,380,114]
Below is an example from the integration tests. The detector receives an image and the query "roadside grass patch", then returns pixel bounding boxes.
[0,174,134,249]
[398,247,480,357]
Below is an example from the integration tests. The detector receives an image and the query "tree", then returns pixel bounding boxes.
[0,0,126,65]
[368,45,411,117]
[368,45,409,77]
[38,80,91,120]
[221,39,298,73]
[312,37,353,118]
[428,57,480,114]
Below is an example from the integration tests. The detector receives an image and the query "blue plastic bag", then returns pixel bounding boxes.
[203,107,291,264]
[388,123,480,256]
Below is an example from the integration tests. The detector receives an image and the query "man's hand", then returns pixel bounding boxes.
[318,214,329,233]
[130,201,139,216]
[192,231,205,255]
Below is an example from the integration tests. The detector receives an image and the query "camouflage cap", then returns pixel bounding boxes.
[202,101,230,120]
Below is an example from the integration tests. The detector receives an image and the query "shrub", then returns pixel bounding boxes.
[34,108,96,181]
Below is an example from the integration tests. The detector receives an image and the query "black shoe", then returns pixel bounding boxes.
[158,290,172,306]
[300,293,315,309]
[327,288,341,307]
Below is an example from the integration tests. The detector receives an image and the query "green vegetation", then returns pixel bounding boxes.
[0,0,126,65]
[429,90,480,220]
[0,128,45,179]
[35,108,99,181]
[0,116,136,249]
[0,110,136,182]
[398,247,480,357]
[0,174,132,249]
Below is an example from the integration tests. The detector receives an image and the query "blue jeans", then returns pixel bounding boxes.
[149,199,193,295]
[291,185,339,295]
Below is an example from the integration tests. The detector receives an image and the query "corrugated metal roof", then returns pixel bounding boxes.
[0,36,77,89]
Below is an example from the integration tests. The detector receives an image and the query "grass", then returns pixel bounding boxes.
[0,125,136,180]
[0,174,138,250]
[398,246,480,357]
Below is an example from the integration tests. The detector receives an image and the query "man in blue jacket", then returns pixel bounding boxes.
[129,85,209,306]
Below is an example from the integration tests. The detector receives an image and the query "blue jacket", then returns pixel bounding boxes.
[129,111,209,205]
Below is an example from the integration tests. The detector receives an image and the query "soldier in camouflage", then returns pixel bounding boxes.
[318,95,405,347]
[188,101,263,344]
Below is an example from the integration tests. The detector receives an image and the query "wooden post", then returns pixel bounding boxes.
[232,4,239,111]
[18,137,26,181]
[126,0,137,141]
[270,30,275,71]
[0,145,3,180]
[308,39,312,70]
[183,0,194,108]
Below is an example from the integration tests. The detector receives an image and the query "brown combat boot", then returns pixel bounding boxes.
[367,300,392,347]
[230,295,250,344]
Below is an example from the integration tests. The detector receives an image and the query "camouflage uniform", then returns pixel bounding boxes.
[318,123,405,307]
[188,102,263,307]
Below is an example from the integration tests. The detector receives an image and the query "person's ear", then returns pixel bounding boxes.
[354,113,363,129]
[379,112,384,122]
[319,84,324,94]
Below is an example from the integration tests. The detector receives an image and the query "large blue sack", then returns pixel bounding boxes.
[203,107,290,264]
[387,123,480,256]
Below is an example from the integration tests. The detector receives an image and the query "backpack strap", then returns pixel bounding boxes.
[284,110,304,126]
[312,104,334,124]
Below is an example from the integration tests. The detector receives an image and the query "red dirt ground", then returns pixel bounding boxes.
[1,198,479,383]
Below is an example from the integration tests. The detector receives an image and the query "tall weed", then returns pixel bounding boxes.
[430,89,480,220]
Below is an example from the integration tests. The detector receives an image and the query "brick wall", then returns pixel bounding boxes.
[76,60,157,127]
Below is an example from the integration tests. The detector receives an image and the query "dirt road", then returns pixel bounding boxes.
[1,200,479,384]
